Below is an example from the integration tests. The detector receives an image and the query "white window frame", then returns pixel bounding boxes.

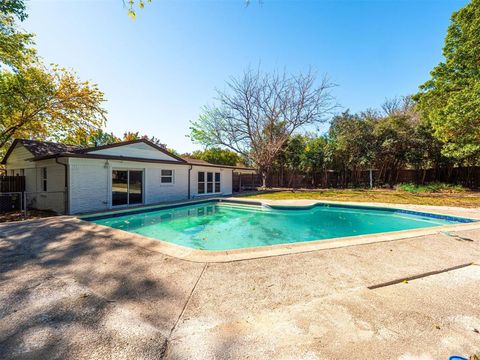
[197,171,221,195]
[111,168,144,207]
[160,169,174,184]
[41,167,47,192]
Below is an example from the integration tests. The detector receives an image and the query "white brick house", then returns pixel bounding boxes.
[2,139,254,214]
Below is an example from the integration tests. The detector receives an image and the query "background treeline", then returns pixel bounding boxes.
[229,96,480,189]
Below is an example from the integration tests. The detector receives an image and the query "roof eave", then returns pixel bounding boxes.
[32,153,255,170]
[79,139,187,163]
[1,139,24,165]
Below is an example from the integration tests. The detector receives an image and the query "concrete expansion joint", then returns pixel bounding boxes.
[162,262,209,359]
[367,262,474,290]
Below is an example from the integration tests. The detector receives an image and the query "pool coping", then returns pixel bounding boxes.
[77,197,480,263]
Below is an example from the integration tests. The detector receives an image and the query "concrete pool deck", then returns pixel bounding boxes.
[1,200,480,359]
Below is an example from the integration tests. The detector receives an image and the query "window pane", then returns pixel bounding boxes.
[112,170,128,206]
[198,172,205,182]
[198,182,205,194]
[215,183,220,192]
[207,183,213,193]
[129,171,143,204]
[207,172,213,182]
[161,176,172,183]
[215,172,220,182]
[161,169,173,176]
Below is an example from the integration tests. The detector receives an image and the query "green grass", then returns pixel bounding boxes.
[242,187,480,208]
[395,182,467,193]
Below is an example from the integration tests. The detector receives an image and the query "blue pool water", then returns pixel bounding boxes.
[86,201,473,250]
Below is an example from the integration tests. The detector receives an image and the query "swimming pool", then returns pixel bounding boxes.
[85,200,475,251]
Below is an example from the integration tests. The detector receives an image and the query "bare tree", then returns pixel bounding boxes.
[381,95,418,118]
[190,68,336,187]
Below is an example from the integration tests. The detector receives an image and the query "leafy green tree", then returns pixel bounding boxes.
[414,0,480,162]
[373,114,419,185]
[0,0,28,21]
[327,111,376,186]
[283,135,306,187]
[190,147,242,166]
[302,135,327,186]
[122,131,165,147]
[125,0,152,19]
[0,66,107,153]
[0,6,108,158]
[0,14,35,71]
[65,128,120,147]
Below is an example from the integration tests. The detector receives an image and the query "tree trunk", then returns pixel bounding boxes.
[261,171,267,189]
[421,169,427,185]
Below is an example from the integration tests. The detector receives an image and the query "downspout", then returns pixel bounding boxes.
[187,165,192,199]
[55,157,69,215]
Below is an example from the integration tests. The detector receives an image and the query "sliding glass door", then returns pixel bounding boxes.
[128,171,143,205]
[112,170,128,206]
[112,170,143,206]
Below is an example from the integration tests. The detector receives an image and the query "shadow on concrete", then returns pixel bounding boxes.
[0,217,203,359]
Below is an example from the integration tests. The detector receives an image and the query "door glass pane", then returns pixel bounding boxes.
[207,182,213,193]
[129,171,143,204]
[112,170,128,206]
[215,172,220,192]
[198,172,205,194]
[206,172,213,193]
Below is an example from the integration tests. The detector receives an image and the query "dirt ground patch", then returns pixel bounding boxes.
[0,210,57,223]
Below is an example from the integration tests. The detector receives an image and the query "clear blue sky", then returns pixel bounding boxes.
[24,0,467,152]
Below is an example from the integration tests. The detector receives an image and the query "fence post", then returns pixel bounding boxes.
[23,191,27,219]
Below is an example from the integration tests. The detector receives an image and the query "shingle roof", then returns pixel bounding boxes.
[181,157,211,165]
[18,139,83,157]
[2,138,255,171]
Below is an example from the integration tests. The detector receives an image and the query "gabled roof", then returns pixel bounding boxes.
[1,139,83,164]
[1,138,184,165]
[78,139,187,163]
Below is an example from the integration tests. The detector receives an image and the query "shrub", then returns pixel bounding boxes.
[396,182,467,193]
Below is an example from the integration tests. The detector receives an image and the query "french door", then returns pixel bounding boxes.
[112,170,143,206]
[197,171,221,194]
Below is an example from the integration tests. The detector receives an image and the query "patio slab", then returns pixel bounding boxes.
[1,201,480,359]
[0,217,205,359]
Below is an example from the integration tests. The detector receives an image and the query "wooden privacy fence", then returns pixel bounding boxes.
[233,166,480,191]
[0,176,25,192]
[0,176,26,213]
